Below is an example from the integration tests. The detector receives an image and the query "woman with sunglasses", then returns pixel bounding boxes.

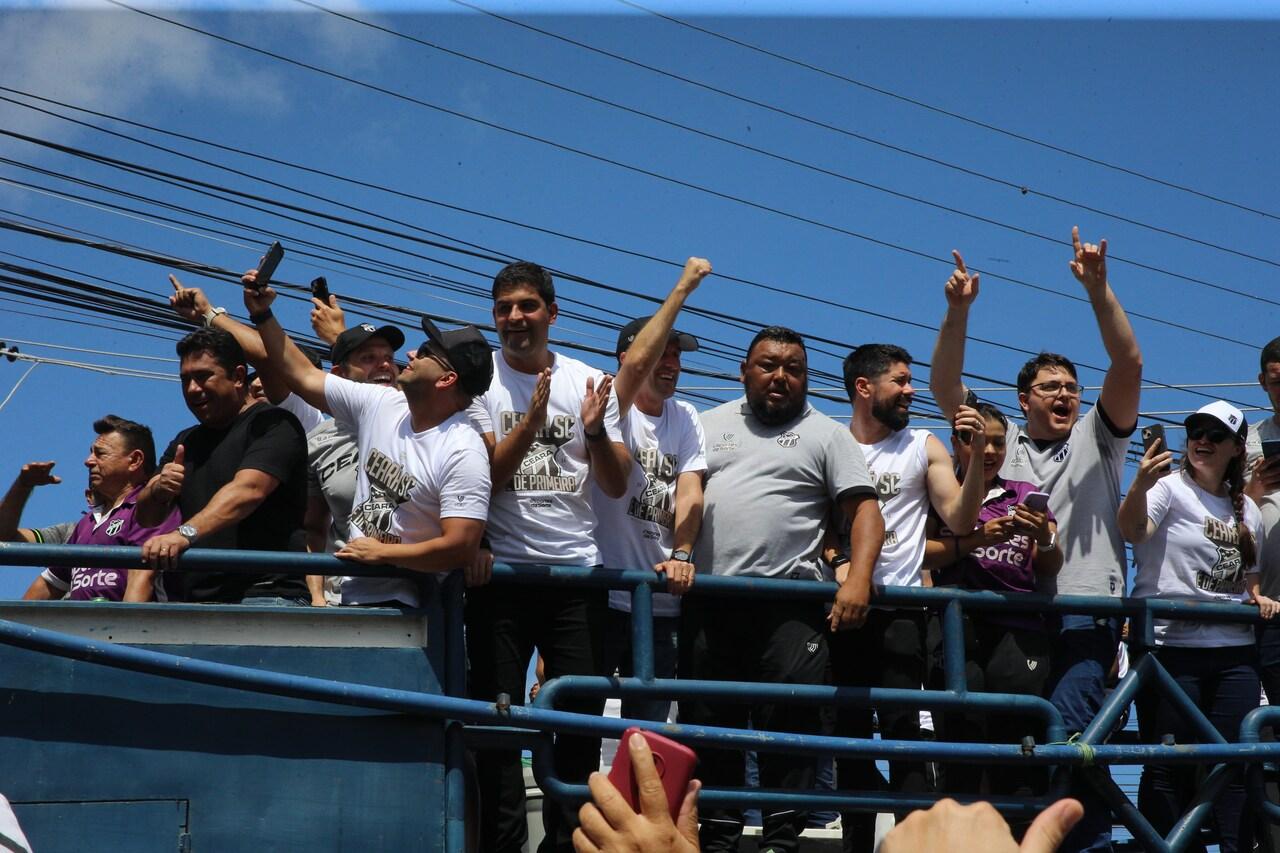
[1119,400,1279,852]
[924,401,1061,798]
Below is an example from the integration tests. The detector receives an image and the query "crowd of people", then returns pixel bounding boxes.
[6,226,1280,853]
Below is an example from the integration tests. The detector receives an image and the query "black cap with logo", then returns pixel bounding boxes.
[615,316,699,358]
[420,316,494,397]
[330,323,406,366]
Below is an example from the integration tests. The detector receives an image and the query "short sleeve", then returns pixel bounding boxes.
[438,434,491,521]
[1145,476,1174,529]
[324,373,381,427]
[1247,423,1264,469]
[278,393,326,434]
[826,426,876,502]
[676,403,707,475]
[40,566,70,591]
[467,394,494,435]
[31,520,77,545]
[237,408,306,482]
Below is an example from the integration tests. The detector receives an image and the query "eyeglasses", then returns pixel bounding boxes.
[1187,426,1233,444]
[1030,380,1083,397]
[416,343,454,372]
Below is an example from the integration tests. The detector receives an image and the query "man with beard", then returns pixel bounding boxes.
[686,325,884,853]
[931,233,1142,853]
[830,343,986,849]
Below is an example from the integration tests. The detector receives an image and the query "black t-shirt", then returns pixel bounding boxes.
[159,402,308,603]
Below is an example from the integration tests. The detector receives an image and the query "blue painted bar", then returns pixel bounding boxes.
[629,580,655,682]
[942,598,967,693]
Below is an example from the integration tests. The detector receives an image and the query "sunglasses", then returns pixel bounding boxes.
[1186,426,1233,444]
[415,343,454,372]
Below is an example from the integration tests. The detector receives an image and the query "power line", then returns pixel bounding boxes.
[613,0,1280,224]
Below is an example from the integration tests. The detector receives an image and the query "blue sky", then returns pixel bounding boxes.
[0,2,1278,597]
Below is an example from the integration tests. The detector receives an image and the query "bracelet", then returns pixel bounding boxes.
[249,308,274,325]
[583,426,608,442]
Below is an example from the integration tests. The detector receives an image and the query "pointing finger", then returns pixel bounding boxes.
[169,274,183,292]
[952,249,966,274]
[1071,225,1082,254]
[1098,237,1107,261]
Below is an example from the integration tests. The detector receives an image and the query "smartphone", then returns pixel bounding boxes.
[1263,439,1280,461]
[1023,491,1050,513]
[310,276,331,304]
[957,389,980,445]
[606,727,697,820]
[1141,425,1165,454]
[252,241,285,290]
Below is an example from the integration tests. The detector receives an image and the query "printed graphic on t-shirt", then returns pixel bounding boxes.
[315,447,359,486]
[871,469,902,545]
[501,411,578,492]
[628,446,678,529]
[1199,515,1245,594]
[349,447,419,544]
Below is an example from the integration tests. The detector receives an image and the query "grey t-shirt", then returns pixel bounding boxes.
[307,418,361,551]
[696,398,875,580]
[1245,418,1280,597]
[1001,405,1131,597]
[30,520,76,545]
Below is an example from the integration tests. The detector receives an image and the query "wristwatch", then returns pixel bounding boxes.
[178,524,199,545]
[670,549,692,563]
[201,306,227,328]
[1037,531,1057,552]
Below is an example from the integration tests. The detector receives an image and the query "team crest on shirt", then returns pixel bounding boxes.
[105,519,124,537]
[806,641,819,654]
[349,447,419,545]
[628,447,678,528]
[777,431,799,448]
[502,411,578,492]
[1027,659,1038,671]
[1198,516,1246,594]
[1052,442,1071,463]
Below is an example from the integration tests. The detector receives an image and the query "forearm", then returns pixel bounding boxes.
[589,440,631,499]
[122,569,155,602]
[615,282,696,412]
[255,314,330,412]
[671,485,703,554]
[936,457,985,534]
[930,305,970,419]
[1092,284,1143,428]
[1117,490,1151,544]
[845,495,884,585]
[133,476,174,528]
[0,479,34,541]
[1033,539,1064,578]
[489,423,540,490]
[923,536,961,571]
[376,529,481,575]
[184,480,272,540]
[212,313,268,364]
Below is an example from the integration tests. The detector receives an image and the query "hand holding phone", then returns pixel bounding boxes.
[1141,425,1166,455]
[1023,491,1050,513]
[606,728,698,821]
[251,241,284,290]
[310,276,330,304]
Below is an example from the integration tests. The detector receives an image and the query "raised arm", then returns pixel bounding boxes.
[0,462,62,542]
[614,257,711,416]
[243,275,330,413]
[1070,227,1142,432]
[582,374,632,499]
[930,250,979,420]
[925,407,987,533]
[485,367,551,492]
[310,294,347,346]
[1117,440,1172,544]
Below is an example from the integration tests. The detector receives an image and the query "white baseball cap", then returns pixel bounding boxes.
[1184,400,1247,441]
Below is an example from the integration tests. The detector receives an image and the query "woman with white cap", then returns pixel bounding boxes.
[1119,400,1279,852]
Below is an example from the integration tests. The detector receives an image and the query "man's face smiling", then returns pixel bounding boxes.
[648,340,683,399]
[493,284,555,363]
[339,337,399,385]
[1019,365,1081,440]
[179,351,245,427]
[742,339,808,426]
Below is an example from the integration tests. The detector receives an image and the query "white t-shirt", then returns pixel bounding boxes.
[1131,470,1263,647]
[468,351,622,566]
[278,392,326,434]
[858,428,931,588]
[325,374,491,607]
[592,396,707,617]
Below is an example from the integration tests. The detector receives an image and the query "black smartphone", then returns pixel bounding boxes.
[252,241,284,290]
[1263,439,1280,461]
[310,276,331,304]
[1141,425,1165,454]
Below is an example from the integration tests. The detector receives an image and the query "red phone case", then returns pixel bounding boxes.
[606,727,698,820]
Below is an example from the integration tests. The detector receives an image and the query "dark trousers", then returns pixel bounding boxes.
[941,618,1051,798]
[1257,620,1280,706]
[599,608,680,723]
[680,597,829,853]
[1135,644,1260,853]
[1047,615,1120,853]
[829,608,926,853]
[465,581,608,853]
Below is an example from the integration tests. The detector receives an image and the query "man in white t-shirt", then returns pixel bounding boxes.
[593,257,712,724]
[243,276,493,609]
[931,236,1142,852]
[831,342,987,848]
[1246,336,1280,703]
[464,261,632,853]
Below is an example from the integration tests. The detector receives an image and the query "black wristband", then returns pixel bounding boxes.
[249,308,274,325]
[583,426,608,442]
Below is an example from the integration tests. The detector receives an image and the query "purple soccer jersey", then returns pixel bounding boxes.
[41,486,182,601]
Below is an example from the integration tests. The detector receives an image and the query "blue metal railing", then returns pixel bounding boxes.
[1,542,1278,852]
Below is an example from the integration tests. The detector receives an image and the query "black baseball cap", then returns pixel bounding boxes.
[331,323,406,366]
[420,316,494,397]
[615,316,699,358]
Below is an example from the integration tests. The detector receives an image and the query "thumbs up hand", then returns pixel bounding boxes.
[152,444,187,502]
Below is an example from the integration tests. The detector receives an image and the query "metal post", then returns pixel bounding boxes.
[942,598,966,694]
[630,579,655,682]
[441,573,468,853]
